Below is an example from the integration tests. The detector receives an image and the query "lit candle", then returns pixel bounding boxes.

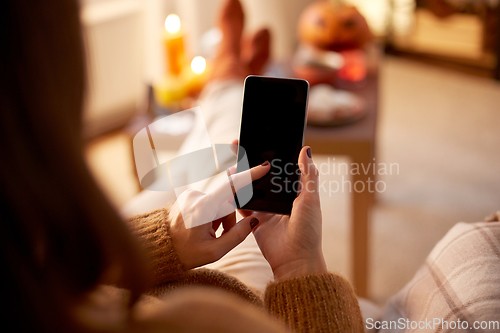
[191,56,207,75]
[182,56,210,96]
[154,56,210,108]
[153,75,187,108]
[164,14,185,76]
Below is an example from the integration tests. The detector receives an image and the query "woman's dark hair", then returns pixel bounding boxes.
[0,1,147,331]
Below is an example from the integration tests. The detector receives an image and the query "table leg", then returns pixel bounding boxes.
[350,144,374,297]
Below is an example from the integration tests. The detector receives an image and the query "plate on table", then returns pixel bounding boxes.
[307,84,366,127]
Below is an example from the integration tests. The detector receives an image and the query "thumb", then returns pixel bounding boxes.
[214,216,259,257]
[298,146,320,200]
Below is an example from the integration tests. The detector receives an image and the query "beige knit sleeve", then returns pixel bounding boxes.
[127,208,186,287]
[264,273,364,333]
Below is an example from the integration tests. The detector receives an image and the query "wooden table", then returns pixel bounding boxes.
[305,70,379,298]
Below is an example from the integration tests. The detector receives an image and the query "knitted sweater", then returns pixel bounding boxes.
[82,209,364,333]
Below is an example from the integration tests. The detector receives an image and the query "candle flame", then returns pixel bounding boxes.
[191,56,206,74]
[165,14,181,34]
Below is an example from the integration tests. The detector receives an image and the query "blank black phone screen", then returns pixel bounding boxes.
[236,75,309,215]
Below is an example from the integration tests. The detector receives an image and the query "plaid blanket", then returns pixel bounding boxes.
[379,212,500,332]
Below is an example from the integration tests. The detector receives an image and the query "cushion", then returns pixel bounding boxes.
[377,217,500,332]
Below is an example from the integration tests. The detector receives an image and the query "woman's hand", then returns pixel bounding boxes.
[169,160,270,269]
[240,146,327,281]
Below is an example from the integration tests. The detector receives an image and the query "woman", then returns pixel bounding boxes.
[0,0,363,332]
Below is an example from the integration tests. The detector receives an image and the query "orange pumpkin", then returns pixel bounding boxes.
[298,0,371,51]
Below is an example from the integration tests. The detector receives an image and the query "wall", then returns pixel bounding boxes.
[81,0,144,137]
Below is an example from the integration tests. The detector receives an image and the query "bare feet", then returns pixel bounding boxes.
[211,0,247,80]
[217,0,244,57]
[241,28,271,75]
[210,0,271,81]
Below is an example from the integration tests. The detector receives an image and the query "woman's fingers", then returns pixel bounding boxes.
[298,146,320,199]
[214,216,258,258]
[230,139,239,156]
[212,211,236,234]
[227,165,237,176]
[237,209,253,217]
[229,161,270,191]
[221,211,236,234]
[208,162,270,208]
[212,219,222,233]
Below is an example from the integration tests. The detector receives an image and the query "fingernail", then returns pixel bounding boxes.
[307,147,312,158]
[250,218,259,229]
[261,161,269,166]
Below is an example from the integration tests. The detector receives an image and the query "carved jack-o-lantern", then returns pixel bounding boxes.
[298,0,371,51]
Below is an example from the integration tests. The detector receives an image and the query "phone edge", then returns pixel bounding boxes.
[235,75,310,214]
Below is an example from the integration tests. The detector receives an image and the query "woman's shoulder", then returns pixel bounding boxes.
[74,285,133,332]
[77,268,272,332]
[133,286,288,333]
[148,268,263,306]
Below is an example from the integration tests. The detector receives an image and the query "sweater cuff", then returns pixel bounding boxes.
[127,208,186,286]
[264,273,364,333]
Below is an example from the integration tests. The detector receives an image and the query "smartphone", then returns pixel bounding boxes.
[236,75,309,215]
